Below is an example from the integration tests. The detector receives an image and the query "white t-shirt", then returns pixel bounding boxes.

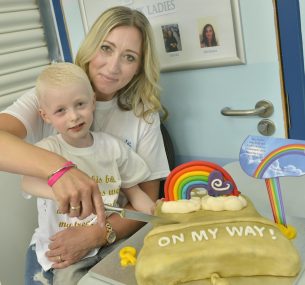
[32,132,151,270]
[2,88,170,181]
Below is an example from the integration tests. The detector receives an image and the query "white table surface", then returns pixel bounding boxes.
[78,162,305,285]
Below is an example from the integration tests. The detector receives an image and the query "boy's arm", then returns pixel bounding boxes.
[121,185,155,215]
[22,175,55,200]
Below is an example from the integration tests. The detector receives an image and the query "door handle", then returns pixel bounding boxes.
[221,100,274,118]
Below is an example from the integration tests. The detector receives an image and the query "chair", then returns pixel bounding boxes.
[159,123,175,198]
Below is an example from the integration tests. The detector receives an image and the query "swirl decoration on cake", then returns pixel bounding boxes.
[164,161,239,201]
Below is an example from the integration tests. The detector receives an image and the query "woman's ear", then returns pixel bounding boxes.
[39,108,51,124]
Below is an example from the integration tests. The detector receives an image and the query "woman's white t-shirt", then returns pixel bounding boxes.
[2,88,170,181]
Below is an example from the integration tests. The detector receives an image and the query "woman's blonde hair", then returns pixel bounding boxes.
[75,6,167,122]
[36,62,94,103]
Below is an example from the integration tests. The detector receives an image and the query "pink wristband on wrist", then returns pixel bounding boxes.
[47,161,77,187]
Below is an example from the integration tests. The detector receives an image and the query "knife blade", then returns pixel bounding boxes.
[104,204,178,225]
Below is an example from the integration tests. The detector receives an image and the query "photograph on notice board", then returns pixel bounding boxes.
[198,22,219,48]
[161,24,182,53]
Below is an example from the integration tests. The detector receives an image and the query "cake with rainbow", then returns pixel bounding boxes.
[135,161,301,285]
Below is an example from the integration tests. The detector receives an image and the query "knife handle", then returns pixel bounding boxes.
[104,204,125,218]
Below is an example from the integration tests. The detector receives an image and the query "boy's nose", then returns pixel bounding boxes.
[69,109,80,121]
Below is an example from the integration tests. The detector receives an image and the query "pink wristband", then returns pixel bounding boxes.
[47,161,76,187]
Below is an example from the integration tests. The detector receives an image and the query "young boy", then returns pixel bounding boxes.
[22,62,155,284]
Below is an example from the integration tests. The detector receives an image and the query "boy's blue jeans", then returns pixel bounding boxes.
[24,245,53,285]
[24,242,122,285]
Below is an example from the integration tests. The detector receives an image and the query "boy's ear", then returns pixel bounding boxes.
[39,108,51,124]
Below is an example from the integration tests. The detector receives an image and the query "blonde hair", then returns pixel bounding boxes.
[36,62,94,104]
[75,6,167,122]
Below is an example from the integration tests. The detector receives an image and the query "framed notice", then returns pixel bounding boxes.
[79,0,246,72]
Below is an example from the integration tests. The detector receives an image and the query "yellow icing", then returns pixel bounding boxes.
[211,273,230,285]
[119,246,137,267]
[276,224,297,240]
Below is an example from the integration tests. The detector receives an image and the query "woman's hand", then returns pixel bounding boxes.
[0,129,105,224]
[47,179,161,269]
[46,225,106,269]
[53,167,105,225]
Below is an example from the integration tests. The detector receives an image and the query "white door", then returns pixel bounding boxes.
[60,0,287,165]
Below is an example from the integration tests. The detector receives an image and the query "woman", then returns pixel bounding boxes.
[164,29,178,52]
[0,6,169,284]
[200,23,218,48]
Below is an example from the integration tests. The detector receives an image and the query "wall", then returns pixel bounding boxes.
[0,172,37,285]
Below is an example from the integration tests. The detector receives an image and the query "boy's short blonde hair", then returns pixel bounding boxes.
[36,62,94,102]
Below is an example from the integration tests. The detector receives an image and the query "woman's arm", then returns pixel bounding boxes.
[0,128,67,178]
[0,114,105,223]
[22,175,55,200]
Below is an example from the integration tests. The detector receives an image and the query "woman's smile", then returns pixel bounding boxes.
[89,25,142,101]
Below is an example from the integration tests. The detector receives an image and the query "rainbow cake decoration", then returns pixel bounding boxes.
[164,160,240,201]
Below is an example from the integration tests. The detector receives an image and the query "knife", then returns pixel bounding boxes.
[88,204,179,225]
[102,204,178,225]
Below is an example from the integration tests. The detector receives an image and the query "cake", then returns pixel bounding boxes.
[135,161,301,285]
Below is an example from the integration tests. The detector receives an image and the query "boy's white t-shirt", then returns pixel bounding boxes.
[1,88,170,181]
[32,132,151,270]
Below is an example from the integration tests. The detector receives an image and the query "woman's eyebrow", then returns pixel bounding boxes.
[104,40,141,56]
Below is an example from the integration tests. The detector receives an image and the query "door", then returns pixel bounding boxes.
[57,0,304,165]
